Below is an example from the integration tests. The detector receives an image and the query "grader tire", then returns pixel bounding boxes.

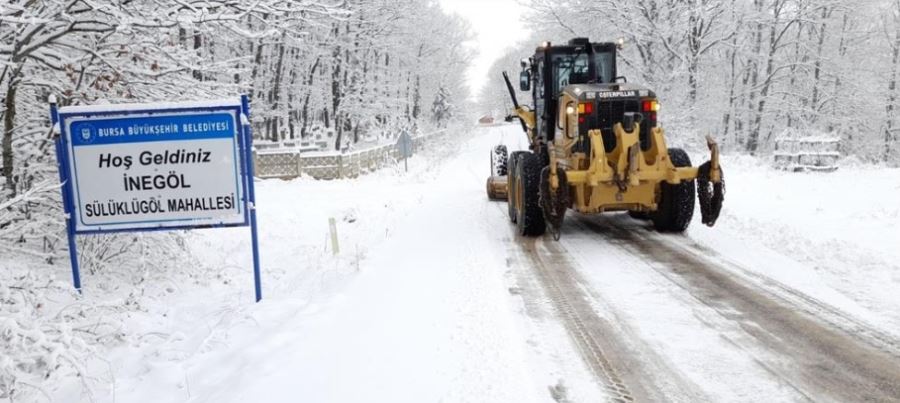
[507,151,527,223]
[515,153,546,236]
[652,148,695,233]
[491,145,509,176]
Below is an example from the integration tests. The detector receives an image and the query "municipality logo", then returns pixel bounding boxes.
[77,125,94,143]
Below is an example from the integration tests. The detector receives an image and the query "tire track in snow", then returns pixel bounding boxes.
[512,233,712,402]
[575,214,900,402]
[482,163,700,400]
[666,236,900,359]
[515,237,636,402]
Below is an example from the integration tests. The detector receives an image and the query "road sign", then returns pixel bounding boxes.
[396,131,413,159]
[51,96,264,301]
[396,132,413,172]
[58,102,247,232]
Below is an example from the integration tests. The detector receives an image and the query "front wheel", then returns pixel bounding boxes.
[491,145,508,176]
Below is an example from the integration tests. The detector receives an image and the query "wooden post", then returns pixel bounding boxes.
[329,217,339,255]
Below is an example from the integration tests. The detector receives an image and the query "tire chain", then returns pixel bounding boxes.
[697,162,725,227]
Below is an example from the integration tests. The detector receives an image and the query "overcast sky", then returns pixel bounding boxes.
[437,0,530,101]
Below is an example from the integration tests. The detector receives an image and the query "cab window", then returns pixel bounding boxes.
[593,51,615,83]
[552,53,589,95]
[537,60,545,98]
[551,50,616,95]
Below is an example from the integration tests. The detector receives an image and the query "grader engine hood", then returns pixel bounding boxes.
[565,83,656,99]
[562,83,659,153]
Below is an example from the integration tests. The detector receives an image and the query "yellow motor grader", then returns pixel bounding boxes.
[486,38,725,238]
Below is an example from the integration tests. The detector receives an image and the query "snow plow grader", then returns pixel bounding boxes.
[486,38,725,238]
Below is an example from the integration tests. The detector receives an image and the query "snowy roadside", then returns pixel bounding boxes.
[2,126,468,402]
[50,123,575,403]
[51,124,605,403]
[688,154,900,337]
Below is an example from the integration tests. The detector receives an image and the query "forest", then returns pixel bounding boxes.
[482,0,900,163]
[1,0,471,247]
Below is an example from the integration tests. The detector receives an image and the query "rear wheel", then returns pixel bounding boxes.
[652,148,695,233]
[515,153,546,236]
[507,151,526,223]
[541,166,569,239]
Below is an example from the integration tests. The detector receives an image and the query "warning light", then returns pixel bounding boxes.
[579,102,593,114]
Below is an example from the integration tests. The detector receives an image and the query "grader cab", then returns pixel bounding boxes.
[486,38,725,238]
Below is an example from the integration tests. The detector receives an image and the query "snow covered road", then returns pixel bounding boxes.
[523,215,900,401]
[494,122,900,402]
[81,124,900,403]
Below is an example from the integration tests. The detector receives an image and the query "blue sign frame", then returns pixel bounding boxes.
[50,95,264,302]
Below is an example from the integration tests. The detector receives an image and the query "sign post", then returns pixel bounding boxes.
[396,131,413,172]
[50,95,264,301]
[49,96,82,292]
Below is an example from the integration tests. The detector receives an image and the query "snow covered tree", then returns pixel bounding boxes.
[432,86,454,128]
[883,0,900,163]
[510,0,899,160]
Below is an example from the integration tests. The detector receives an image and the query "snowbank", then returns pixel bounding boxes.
[689,154,900,336]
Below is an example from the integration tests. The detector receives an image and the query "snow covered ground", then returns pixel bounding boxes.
[688,154,900,337]
[6,123,899,402]
[35,128,606,402]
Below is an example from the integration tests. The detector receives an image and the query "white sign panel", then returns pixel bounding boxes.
[58,100,248,232]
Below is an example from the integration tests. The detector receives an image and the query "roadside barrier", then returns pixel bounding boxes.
[253,130,447,179]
